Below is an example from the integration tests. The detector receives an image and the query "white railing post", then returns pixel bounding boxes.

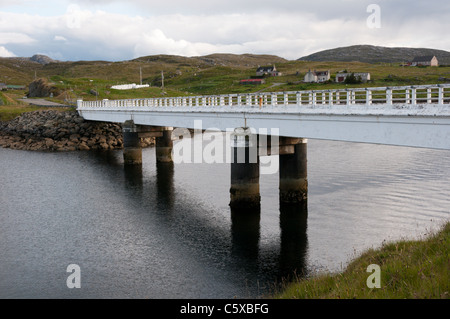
[271,93,277,106]
[328,91,333,105]
[411,88,417,105]
[438,87,444,105]
[346,90,351,105]
[366,89,372,105]
[386,88,393,105]
[427,88,432,104]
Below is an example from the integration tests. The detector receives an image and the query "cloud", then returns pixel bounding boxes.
[0,45,16,57]
[54,35,68,41]
[0,1,449,61]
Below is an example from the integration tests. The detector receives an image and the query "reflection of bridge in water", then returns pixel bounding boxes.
[112,154,309,287]
[78,84,450,209]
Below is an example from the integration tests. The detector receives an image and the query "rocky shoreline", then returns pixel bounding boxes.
[0,110,155,152]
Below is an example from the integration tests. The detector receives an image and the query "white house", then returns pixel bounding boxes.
[336,72,371,83]
[304,70,330,83]
[410,56,439,67]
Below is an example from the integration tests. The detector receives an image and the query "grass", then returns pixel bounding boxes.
[0,91,71,122]
[275,221,450,299]
[2,58,450,119]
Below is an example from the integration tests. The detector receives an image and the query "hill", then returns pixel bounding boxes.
[298,45,450,64]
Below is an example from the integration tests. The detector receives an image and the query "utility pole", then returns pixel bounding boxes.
[161,70,165,92]
[140,67,143,86]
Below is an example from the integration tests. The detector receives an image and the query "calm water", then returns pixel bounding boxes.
[0,139,449,299]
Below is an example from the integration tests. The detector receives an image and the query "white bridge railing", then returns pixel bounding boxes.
[77,84,450,109]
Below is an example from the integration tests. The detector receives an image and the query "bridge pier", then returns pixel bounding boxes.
[230,128,261,210]
[279,138,308,204]
[122,120,142,165]
[156,128,174,163]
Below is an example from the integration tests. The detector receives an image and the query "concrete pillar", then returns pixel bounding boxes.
[230,128,260,210]
[122,120,142,165]
[156,128,173,163]
[279,138,308,203]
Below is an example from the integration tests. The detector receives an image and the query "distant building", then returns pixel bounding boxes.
[336,72,371,83]
[256,65,281,77]
[304,70,330,83]
[0,83,6,91]
[111,83,150,90]
[410,56,439,67]
[240,79,265,85]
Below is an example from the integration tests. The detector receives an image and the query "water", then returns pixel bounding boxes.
[0,140,449,299]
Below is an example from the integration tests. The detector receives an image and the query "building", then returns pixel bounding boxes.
[410,56,439,67]
[304,70,330,83]
[336,72,371,83]
[256,65,281,77]
[0,83,6,91]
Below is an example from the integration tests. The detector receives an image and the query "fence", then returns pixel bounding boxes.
[77,84,450,109]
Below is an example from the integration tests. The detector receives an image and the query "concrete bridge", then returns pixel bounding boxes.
[77,84,450,209]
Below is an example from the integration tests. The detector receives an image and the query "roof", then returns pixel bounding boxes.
[306,70,329,76]
[412,56,436,62]
[257,66,275,72]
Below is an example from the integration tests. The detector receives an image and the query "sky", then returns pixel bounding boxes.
[0,0,449,61]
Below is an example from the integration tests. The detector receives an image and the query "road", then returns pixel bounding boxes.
[19,98,72,107]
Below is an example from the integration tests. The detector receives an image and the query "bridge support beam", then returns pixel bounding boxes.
[230,128,260,210]
[279,138,308,204]
[122,120,142,165]
[156,128,174,163]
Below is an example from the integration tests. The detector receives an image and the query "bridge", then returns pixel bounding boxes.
[77,84,450,209]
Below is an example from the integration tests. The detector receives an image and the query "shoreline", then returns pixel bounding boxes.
[275,221,449,299]
[0,109,154,152]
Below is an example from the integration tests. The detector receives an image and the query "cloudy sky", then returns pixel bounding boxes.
[0,0,449,61]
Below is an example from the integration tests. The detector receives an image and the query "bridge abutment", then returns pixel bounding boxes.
[279,138,308,204]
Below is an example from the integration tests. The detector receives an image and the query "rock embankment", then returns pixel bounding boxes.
[0,110,154,152]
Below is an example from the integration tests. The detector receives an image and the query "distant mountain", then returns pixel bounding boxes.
[132,53,287,68]
[29,54,58,65]
[298,45,450,64]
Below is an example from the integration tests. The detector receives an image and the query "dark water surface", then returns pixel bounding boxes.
[0,139,449,298]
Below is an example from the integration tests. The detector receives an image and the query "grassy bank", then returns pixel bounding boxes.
[276,221,449,299]
[0,91,72,122]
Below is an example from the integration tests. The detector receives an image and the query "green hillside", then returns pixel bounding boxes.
[1,52,450,106]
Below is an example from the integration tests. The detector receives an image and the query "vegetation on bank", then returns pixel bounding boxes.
[276,222,449,299]
[0,91,71,122]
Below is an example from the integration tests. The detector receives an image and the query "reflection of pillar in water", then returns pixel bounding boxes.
[156,161,175,209]
[279,202,308,280]
[230,128,260,210]
[230,207,261,261]
[124,164,143,190]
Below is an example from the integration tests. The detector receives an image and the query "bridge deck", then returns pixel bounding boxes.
[77,84,450,150]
